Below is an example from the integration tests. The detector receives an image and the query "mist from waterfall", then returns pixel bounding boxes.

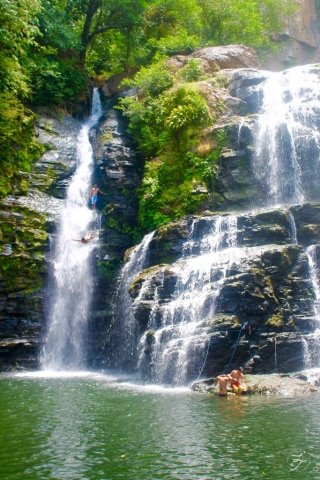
[253,66,320,207]
[41,89,103,371]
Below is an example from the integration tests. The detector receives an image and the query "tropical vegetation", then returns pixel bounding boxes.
[0,0,297,217]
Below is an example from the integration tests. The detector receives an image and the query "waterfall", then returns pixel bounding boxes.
[306,246,320,321]
[252,66,320,374]
[136,215,239,385]
[41,89,103,371]
[303,246,320,370]
[289,211,297,244]
[253,66,320,207]
[108,232,155,370]
[107,64,320,384]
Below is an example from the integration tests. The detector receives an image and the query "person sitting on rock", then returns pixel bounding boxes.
[216,374,232,396]
[229,366,247,393]
[70,232,97,244]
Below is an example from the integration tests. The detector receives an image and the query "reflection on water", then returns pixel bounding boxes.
[0,373,320,479]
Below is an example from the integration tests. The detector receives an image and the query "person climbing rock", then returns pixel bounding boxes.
[216,374,232,396]
[90,184,105,210]
[70,232,97,244]
[229,366,247,393]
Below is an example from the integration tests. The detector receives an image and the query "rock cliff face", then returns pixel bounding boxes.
[87,107,141,366]
[265,0,320,70]
[91,108,141,263]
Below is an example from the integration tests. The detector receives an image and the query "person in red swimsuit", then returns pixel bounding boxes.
[230,366,247,393]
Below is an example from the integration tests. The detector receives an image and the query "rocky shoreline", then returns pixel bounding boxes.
[192,373,320,395]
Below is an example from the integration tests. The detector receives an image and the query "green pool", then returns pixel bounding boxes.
[0,371,319,479]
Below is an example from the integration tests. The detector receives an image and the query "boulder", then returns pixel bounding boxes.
[227,69,269,113]
[167,45,262,74]
[100,69,139,98]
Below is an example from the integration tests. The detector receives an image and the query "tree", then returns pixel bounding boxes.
[197,0,297,49]
[0,0,43,197]
[0,0,40,96]
[67,0,147,64]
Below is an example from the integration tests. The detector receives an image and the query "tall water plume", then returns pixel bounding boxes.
[41,90,103,371]
[254,66,320,207]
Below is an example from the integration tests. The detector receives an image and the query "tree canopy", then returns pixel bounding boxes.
[0,0,298,107]
[0,0,297,198]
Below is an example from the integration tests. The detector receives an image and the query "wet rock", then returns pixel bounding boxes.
[126,203,320,378]
[291,203,320,245]
[227,69,269,113]
[32,111,82,198]
[192,373,320,395]
[91,108,141,263]
[148,218,190,266]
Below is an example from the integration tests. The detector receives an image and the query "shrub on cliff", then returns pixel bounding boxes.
[118,61,219,231]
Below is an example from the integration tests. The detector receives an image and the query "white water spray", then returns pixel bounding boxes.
[254,66,320,206]
[289,211,298,244]
[110,232,155,369]
[303,245,320,370]
[136,215,240,384]
[41,90,103,371]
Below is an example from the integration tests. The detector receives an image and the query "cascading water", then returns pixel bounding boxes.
[136,215,239,384]
[253,66,320,207]
[289,211,298,244]
[41,89,103,371]
[303,246,320,371]
[254,66,320,374]
[108,232,155,370]
[110,65,320,384]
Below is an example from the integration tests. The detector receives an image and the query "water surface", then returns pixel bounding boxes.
[1,372,320,479]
